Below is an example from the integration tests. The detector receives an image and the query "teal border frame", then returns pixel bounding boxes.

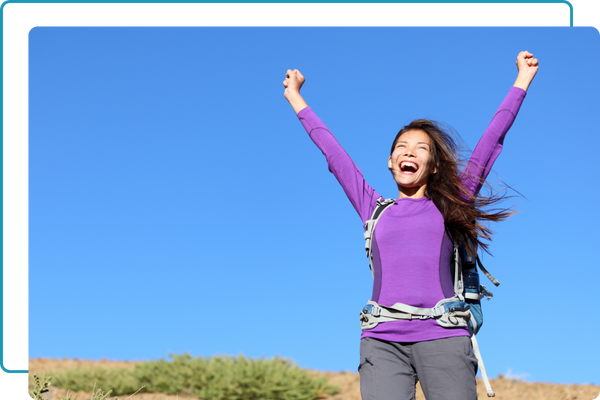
[5,0,576,376]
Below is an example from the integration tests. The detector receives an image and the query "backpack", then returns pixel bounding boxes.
[359,197,500,397]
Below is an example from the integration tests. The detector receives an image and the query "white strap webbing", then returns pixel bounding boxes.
[364,198,395,279]
[477,256,500,287]
[380,301,446,318]
[480,285,494,300]
[471,335,495,397]
[453,243,465,300]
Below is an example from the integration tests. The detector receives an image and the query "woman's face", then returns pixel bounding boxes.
[388,129,437,197]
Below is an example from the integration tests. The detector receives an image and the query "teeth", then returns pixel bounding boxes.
[400,161,418,169]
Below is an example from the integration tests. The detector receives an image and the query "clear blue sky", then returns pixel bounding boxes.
[29,27,600,385]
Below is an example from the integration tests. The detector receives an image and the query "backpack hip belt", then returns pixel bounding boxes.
[359,297,471,330]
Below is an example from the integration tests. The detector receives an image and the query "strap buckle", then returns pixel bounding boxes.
[361,303,381,318]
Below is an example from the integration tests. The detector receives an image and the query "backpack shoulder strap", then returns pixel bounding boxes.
[363,197,395,278]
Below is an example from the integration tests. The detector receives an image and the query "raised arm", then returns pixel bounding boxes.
[283,69,380,223]
[461,51,539,196]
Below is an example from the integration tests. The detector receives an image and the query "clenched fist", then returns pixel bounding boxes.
[283,69,305,100]
[513,51,539,92]
[516,51,539,78]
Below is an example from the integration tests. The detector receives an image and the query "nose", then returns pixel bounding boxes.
[403,146,415,157]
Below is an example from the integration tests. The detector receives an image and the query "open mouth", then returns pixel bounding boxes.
[400,161,419,173]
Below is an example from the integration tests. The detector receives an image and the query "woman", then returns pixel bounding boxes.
[283,51,538,400]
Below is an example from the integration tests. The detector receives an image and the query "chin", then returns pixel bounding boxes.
[397,181,420,188]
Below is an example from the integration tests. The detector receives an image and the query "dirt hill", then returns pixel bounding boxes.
[29,358,599,400]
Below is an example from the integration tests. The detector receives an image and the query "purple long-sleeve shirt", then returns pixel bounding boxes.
[297,86,526,343]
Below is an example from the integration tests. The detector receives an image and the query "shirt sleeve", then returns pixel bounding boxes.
[297,107,380,224]
[461,86,527,196]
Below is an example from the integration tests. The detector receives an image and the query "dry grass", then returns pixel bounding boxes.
[29,358,600,400]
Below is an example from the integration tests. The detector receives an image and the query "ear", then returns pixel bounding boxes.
[388,156,393,170]
[431,163,438,174]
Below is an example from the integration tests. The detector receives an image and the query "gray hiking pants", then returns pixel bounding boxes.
[358,336,478,400]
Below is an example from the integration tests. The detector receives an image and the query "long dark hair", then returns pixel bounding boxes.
[390,119,514,254]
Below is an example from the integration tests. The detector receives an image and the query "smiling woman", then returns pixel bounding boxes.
[283,51,539,400]
[388,127,436,197]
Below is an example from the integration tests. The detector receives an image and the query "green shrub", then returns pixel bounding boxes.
[135,353,339,400]
[39,353,339,400]
[50,366,139,394]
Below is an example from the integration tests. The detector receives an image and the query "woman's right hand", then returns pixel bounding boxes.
[284,69,305,98]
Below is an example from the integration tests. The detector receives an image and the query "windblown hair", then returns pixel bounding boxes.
[390,119,515,254]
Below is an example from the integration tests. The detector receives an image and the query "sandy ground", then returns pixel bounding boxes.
[28,358,600,400]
